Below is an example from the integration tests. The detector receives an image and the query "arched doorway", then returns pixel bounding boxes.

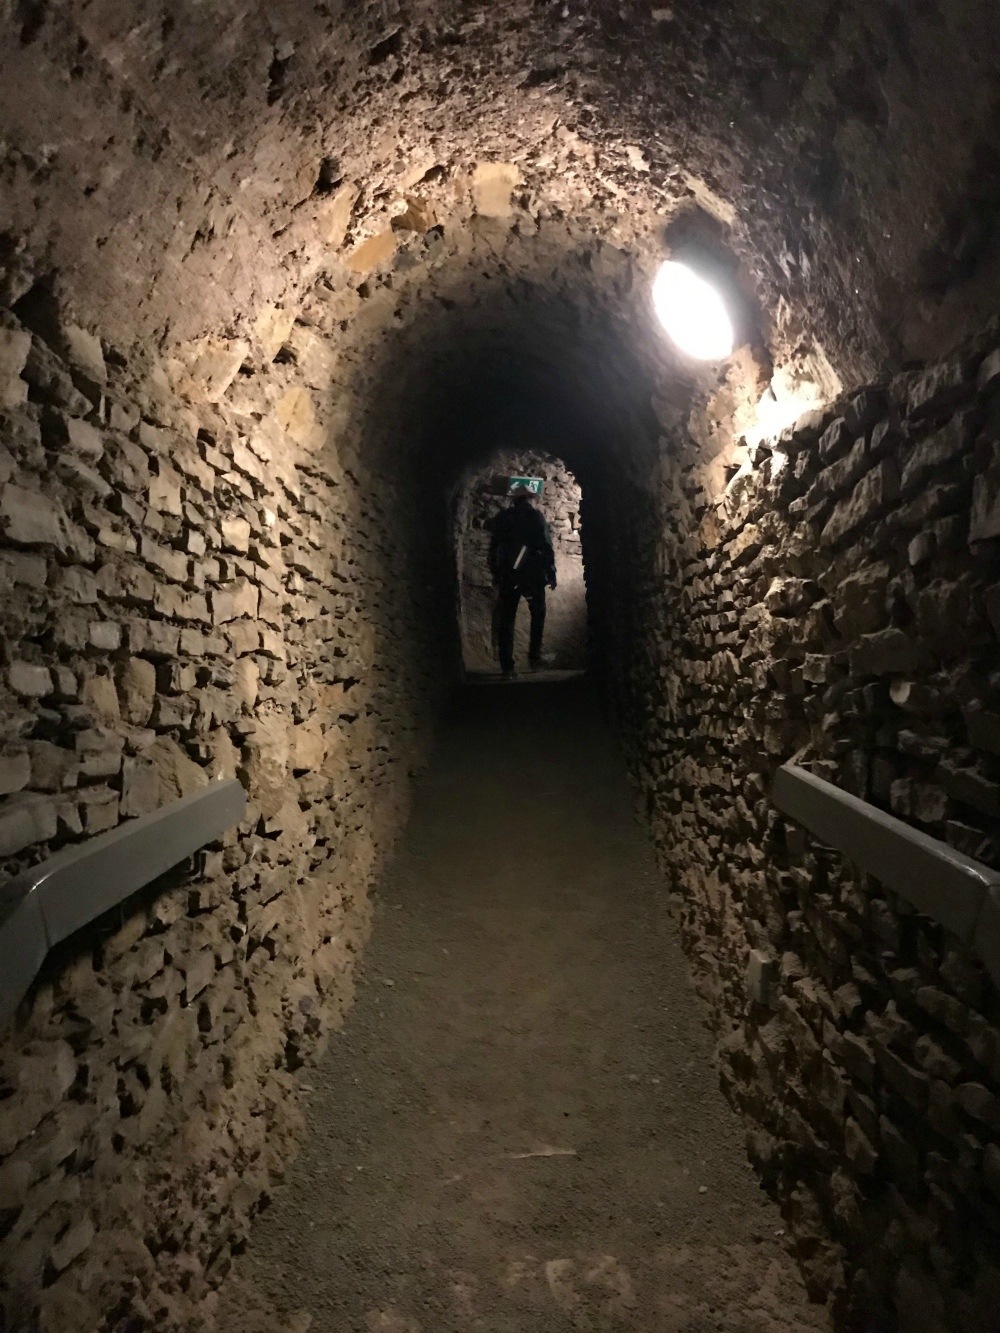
[455,451,588,674]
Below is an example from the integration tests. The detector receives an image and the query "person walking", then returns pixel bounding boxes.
[488,481,557,677]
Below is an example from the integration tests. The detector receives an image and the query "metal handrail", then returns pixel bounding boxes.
[0,778,246,1027]
[773,763,1000,987]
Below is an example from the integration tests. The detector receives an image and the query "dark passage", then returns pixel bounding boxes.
[227,681,827,1331]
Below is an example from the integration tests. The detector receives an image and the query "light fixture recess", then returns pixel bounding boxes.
[652,260,735,362]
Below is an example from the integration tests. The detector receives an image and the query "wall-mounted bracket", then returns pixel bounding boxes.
[773,762,1000,987]
[0,778,246,1028]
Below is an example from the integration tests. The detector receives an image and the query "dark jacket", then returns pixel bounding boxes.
[489,502,556,586]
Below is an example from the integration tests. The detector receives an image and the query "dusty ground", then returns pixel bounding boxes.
[221,678,830,1332]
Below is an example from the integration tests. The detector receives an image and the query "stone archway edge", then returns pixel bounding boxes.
[773,764,1000,987]
[0,778,246,1029]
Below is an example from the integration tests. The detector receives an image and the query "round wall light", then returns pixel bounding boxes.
[652,260,735,362]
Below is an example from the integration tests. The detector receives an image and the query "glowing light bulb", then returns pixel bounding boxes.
[652,260,735,361]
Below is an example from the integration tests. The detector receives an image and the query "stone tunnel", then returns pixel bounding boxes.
[2,2,1000,1329]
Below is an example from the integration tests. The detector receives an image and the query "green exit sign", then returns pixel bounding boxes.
[508,476,544,495]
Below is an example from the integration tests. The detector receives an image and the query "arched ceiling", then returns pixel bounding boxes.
[3,0,999,398]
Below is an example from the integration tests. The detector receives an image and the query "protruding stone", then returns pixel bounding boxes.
[117,658,157,726]
[0,791,58,856]
[63,324,107,385]
[0,750,31,796]
[471,162,520,219]
[49,1215,96,1273]
[0,320,31,406]
[0,484,71,550]
[8,662,53,697]
[344,230,397,274]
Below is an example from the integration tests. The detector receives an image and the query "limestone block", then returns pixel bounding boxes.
[126,618,181,659]
[23,337,91,415]
[27,741,78,792]
[57,565,99,604]
[147,738,207,802]
[276,386,324,451]
[148,464,183,516]
[817,417,851,463]
[291,716,327,773]
[226,623,260,655]
[890,779,948,825]
[119,756,161,818]
[49,1214,96,1274]
[906,358,968,418]
[938,762,1000,818]
[965,707,1000,756]
[241,711,290,818]
[79,786,120,834]
[116,658,157,725]
[844,1118,878,1175]
[153,586,209,623]
[207,727,240,783]
[221,516,251,553]
[263,796,310,844]
[954,1082,1000,1130]
[0,750,31,795]
[746,949,777,1007]
[0,483,71,550]
[63,324,106,386]
[0,550,46,587]
[175,456,216,504]
[900,414,970,494]
[977,348,1000,391]
[317,182,359,249]
[472,161,520,218]
[8,661,53,697]
[59,457,110,509]
[844,388,888,437]
[210,578,259,624]
[140,536,188,583]
[849,628,929,678]
[254,304,295,361]
[88,620,123,651]
[0,322,31,406]
[820,462,899,547]
[874,1041,931,1110]
[81,674,121,724]
[182,946,216,1001]
[179,337,249,402]
[809,437,868,502]
[287,324,340,392]
[344,229,397,273]
[233,658,259,711]
[223,447,259,498]
[727,523,762,567]
[973,1125,1000,1202]
[0,791,58,856]
[63,416,104,460]
[970,462,1000,542]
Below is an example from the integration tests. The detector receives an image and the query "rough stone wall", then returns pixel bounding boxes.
[457,452,586,672]
[0,295,446,1329]
[626,323,1000,1329]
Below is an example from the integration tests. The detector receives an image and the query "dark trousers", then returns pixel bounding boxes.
[496,578,546,671]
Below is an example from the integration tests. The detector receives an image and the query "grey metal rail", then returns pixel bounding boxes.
[773,763,1000,987]
[0,778,246,1027]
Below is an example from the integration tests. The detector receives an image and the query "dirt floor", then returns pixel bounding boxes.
[222,678,830,1332]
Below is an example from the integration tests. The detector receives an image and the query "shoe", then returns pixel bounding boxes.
[501,666,516,679]
[528,658,542,672]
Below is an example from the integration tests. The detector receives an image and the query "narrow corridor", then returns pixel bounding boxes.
[226,680,826,1332]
